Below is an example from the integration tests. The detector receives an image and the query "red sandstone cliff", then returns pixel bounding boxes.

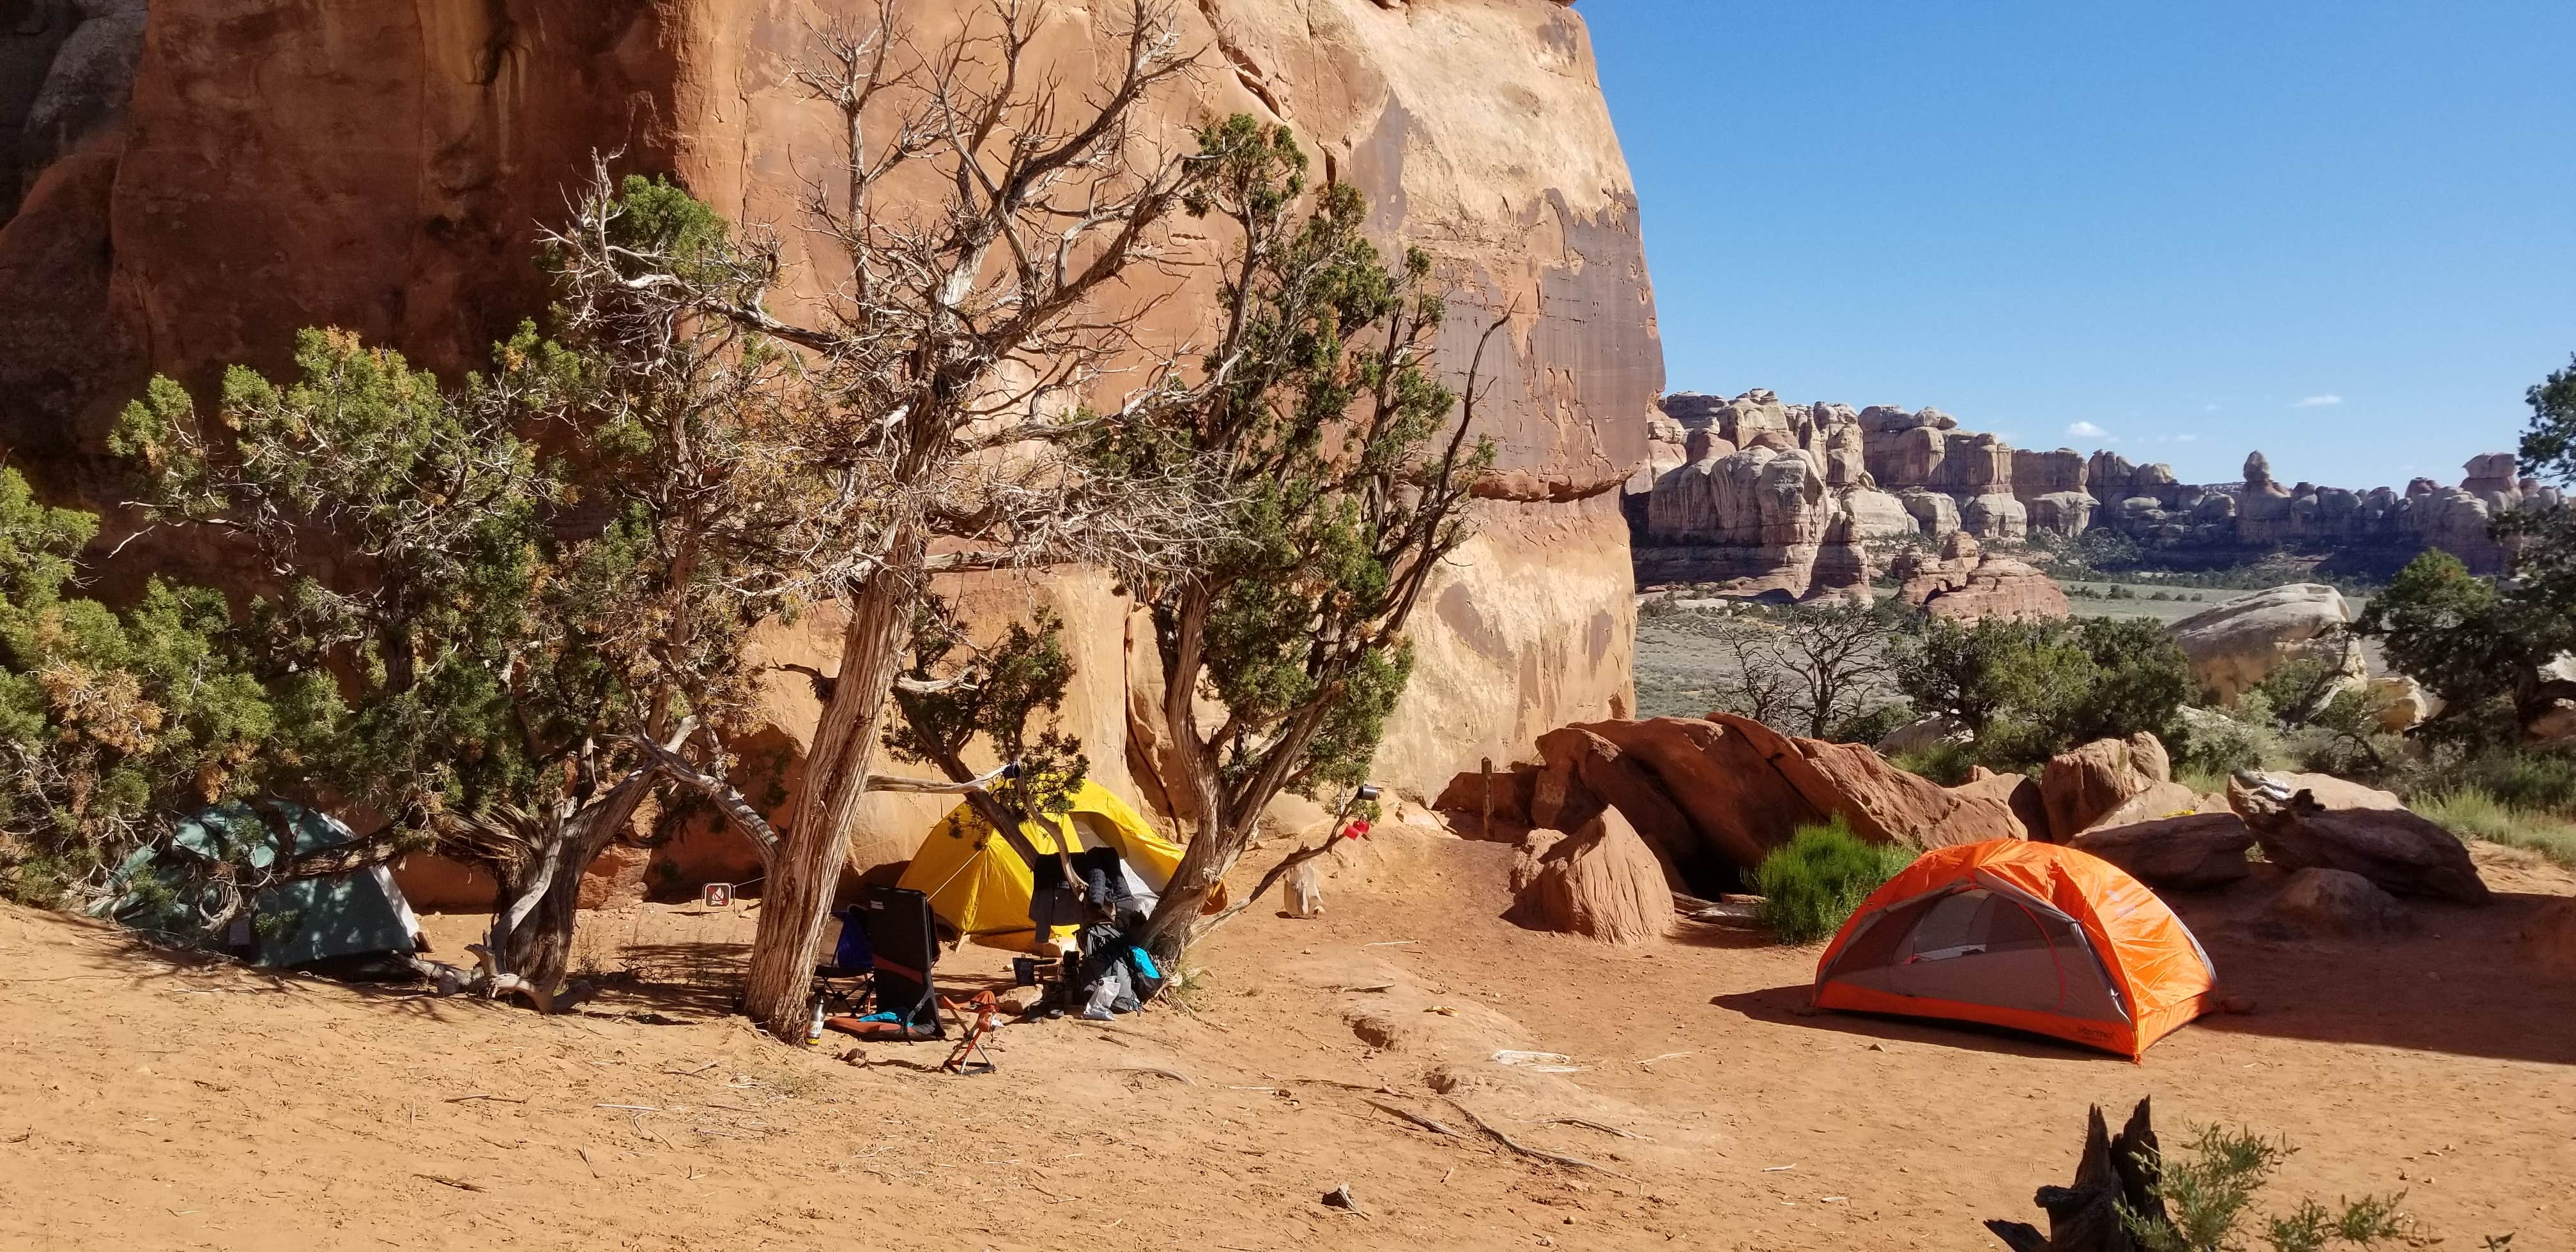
[0,0,1659,884]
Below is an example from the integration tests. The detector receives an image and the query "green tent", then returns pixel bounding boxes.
[104,800,422,968]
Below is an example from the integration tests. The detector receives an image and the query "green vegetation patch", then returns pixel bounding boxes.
[1753,819,1917,945]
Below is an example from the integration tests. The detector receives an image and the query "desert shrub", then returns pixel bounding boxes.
[2413,787,2576,867]
[1752,819,1915,945]
[2124,1124,2409,1252]
[2171,705,2281,781]
[2445,745,2576,813]
[2246,657,2345,726]
[1898,616,2192,770]
[1889,739,1979,786]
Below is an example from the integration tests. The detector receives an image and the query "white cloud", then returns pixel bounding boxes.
[2294,394,2343,409]
[2066,420,2110,439]
[2203,403,2221,413]
[2177,433,2200,442]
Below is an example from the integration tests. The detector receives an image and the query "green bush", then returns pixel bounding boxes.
[1897,615,2193,770]
[1752,819,1916,945]
[0,470,328,906]
[1889,739,1979,786]
[2414,786,2576,867]
[2446,745,2576,813]
[2171,705,2281,781]
[2124,1124,2411,1252]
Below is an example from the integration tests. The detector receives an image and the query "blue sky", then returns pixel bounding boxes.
[1586,1,2576,488]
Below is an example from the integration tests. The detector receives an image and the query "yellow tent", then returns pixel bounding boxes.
[896,779,1186,951]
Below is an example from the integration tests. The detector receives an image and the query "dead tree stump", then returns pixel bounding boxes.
[1985,1097,2164,1252]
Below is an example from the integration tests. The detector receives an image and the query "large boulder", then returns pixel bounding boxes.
[2364,675,2437,733]
[1510,809,1671,945]
[2173,584,2362,705]
[2078,781,2214,835]
[1876,712,1970,758]
[1432,763,1537,830]
[1554,715,2024,878]
[1533,726,1703,887]
[2269,867,2414,938]
[1951,767,2050,843]
[2068,813,2253,890]
[2041,733,2174,837]
[2229,770,2404,813]
[1583,717,1818,869]
[1702,714,2026,850]
[2228,775,2490,903]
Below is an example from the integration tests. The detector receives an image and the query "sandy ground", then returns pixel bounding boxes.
[3,829,2570,1250]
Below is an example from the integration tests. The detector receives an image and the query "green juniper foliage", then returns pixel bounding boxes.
[886,596,1088,825]
[103,175,809,986]
[0,470,326,906]
[2358,549,2572,747]
[1897,615,2193,770]
[1104,116,1495,956]
[112,328,555,832]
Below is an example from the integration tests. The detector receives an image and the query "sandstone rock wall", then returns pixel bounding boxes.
[0,0,1657,894]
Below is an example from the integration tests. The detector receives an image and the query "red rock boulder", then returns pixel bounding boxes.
[2068,813,2254,890]
[1510,809,1671,946]
[2041,733,2174,837]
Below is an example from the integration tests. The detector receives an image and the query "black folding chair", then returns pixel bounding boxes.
[858,883,944,1039]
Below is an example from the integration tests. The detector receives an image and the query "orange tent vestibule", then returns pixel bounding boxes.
[1812,839,2219,1059]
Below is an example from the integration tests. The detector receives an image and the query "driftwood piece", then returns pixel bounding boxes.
[1984,1097,2163,1252]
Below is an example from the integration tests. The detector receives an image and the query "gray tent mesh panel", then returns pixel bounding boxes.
[1822,883,2129,1024]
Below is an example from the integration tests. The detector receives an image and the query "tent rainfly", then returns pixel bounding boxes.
[105,800,423,968]
[1813,839,2218,1059]
[898,780,1183,951]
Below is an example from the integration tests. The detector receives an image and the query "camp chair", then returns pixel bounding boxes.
[811,907,875,1017]
[826,884,946,1042]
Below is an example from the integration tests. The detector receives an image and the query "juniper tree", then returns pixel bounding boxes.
[107,176,811,997]
[1095,118,1501,964]
[0,470,325,908]
[546,0,1230,1035]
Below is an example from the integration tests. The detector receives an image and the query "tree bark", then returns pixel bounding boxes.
[740,535,923,1038]
[501,774,656,995]
[1138,591,1232,966]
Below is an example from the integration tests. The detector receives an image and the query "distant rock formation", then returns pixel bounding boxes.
[2094,447,2559,574]
[1892,532,2072,622]
[1629,388,2556,594]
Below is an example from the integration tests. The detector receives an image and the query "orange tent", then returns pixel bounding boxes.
[1813,840,2218,1059]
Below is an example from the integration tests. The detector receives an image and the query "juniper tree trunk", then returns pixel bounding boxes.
[1140,592,1239,968]
[741,532,923,1038]
[500,778,654,995]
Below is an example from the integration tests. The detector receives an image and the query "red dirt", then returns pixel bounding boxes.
[3,830,2568,1249]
